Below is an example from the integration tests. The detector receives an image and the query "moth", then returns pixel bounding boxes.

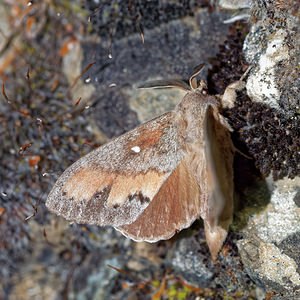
[46,64,246,259]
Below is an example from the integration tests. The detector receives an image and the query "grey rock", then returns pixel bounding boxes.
[218,0,251,23]
[219,0,251,10]
[237,5,300,296]
[243,1,299,113]
[293,190,300,208]
[166,231,257,297]
[167,235,214,286]
[237,177,300,298]
[82,8,232,138]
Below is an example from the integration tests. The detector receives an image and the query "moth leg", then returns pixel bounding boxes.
[221,81,246,109]
[221,65,252,109]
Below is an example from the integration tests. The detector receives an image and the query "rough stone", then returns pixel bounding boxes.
[225,0,300,180]
[82,8,232,138]
[244,1,300,113]
[1,0,299,299]
[237,177,300,298]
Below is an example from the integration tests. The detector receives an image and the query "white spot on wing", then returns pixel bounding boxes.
[131,146,141,153]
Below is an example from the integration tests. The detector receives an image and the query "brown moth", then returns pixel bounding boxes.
[46,64,245,259]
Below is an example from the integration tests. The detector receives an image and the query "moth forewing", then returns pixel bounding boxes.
[46,111,187,228]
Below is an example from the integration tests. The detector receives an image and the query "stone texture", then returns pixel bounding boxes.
[235,4,300,296]
[244,1,299,113]
[237,177,300,298]
[62,40,96,105]
[1,0,299,299]
[224,0,300,180]
[219,0,251,10]
[82,8,232,138]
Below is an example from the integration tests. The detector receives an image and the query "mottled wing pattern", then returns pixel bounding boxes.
[202,106,234,259]
[46,112,187,227]
[117,156,202,242]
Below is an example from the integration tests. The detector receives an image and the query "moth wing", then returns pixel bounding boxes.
[117,104,234,258]
[117,155,202,242]
[203,106,234,259]
[46,111,187,227]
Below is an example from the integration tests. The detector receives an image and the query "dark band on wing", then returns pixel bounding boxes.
[47,185,152,227]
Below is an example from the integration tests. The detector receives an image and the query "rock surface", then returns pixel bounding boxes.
[237,177,300,299]
[0,0,299,299]
[234,1,300,299]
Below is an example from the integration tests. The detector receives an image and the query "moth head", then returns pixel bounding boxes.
[188,63,208,93]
